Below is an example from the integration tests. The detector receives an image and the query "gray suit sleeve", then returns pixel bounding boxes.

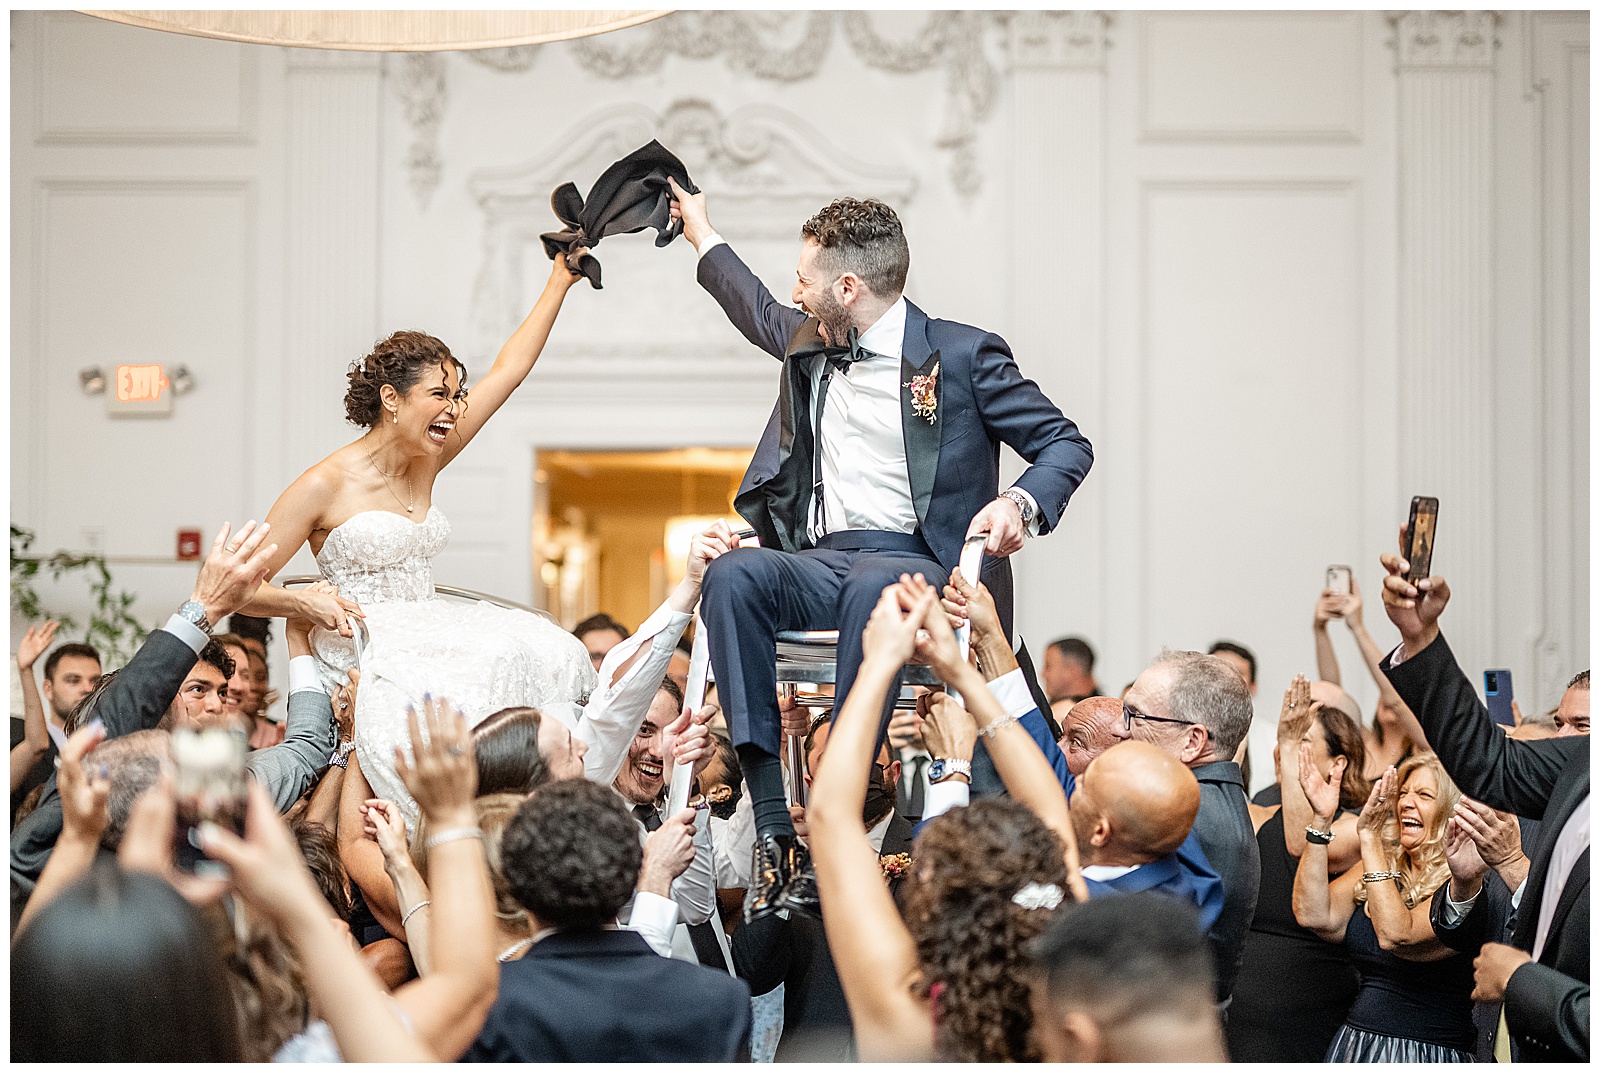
[245,689,335,812]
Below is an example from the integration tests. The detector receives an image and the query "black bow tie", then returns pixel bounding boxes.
[825,327,882,373]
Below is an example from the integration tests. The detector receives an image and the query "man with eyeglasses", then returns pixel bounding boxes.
[1121,651,1259,1017]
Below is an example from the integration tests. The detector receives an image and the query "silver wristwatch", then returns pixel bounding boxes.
[927,758,972,784]
[177,600,213,635]
[999,488,1036,529]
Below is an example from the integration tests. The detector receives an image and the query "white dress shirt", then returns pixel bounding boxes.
[695,233,1041,540]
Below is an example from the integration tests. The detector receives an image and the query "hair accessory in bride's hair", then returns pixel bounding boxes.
[1012,882,1064,911]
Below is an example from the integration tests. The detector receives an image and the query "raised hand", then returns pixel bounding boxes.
[1338,576,1364,629]
[191,521,279,626]
[56,721,110,843]
[921,691,977,765]
[637,807,698,897]
[1278,674,1321,744]
[684,519,737,590]
[199,780,331,927]
[666,176,712,249]
[1297,740,1345,824]
[1313,591,1341,629]
[887,706,925,752]
[860,581,932,672]
[898,576,967,683]
[363,798,411,866]
[942,568,1001,645]
[118,775,230,906]
[1356,766,1398,838]
[395,696,477,824]
[16,620,59,670]
[1379,524,1451,652]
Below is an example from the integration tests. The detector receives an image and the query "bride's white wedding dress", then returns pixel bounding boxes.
[311,506,595,824]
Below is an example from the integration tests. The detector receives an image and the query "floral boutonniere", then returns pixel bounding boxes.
[904,361,939,424]
[880,852,912,881]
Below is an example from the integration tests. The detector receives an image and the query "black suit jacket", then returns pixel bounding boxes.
[463,928,751,1062]
[697,243,1093,634]
[730,811,915,1062]
[1188,760,1260,1007]
[1387,633,1589,1061]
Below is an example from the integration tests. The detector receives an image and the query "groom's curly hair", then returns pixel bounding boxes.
[344,331,467,427]
[801,198,910,298]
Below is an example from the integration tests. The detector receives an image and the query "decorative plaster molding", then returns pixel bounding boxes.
[390,52,446,209]
[1391,11,1498,71]
[466,98,917,357]
[463,45,541,73]
[1005,10,1111,71]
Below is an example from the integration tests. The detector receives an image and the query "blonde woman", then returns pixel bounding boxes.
[1294,751,1477,1061]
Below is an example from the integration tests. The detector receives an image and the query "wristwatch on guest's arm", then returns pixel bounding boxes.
[999,489,1036,532]
[927,758,972,785]
[177,600,213,635]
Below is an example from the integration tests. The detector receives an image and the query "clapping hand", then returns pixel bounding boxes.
[1444,814,1488,888]
[1356,766,1398,838]
[1453,797,1524,872]
[16,620,59,671]
[1297,740,1346,825]
[395,696,476,825]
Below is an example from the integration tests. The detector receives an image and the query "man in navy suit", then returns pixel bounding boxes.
[462,779,750,1063]
[1071,740,1226,932]
[666,180,1093,921]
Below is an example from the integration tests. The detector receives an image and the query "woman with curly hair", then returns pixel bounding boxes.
[1293,750,1479,1061]
[808,575,1085,1061]
[232,252,595,825]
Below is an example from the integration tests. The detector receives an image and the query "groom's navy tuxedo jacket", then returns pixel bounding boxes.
[697,243,1093,628]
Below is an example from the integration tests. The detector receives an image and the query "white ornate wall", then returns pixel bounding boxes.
[11,12,1588,789]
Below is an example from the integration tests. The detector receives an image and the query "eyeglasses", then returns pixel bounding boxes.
[1122,701,1208,738]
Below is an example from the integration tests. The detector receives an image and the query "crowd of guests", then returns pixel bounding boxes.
[9,520,1589,1063]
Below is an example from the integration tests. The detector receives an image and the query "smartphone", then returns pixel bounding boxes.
[1403,496,1439,584]
[1326,564,1353,596]
[171,723,249,877]
[1484,669,1515,727]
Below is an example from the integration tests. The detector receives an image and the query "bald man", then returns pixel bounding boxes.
[1058,695,1129,778]
[1070,741,1226,932]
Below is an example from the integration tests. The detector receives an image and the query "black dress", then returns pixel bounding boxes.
[1327,898,1477,1061]
[1226,809,1360,1062]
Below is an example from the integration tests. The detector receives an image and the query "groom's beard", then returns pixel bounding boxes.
[809,290,853,348]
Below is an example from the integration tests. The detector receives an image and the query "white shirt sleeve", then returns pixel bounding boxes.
[922,778,970,822]
[622,891,679,958]
[1440,883,1481,927]
[695,233,726,258]
[1005,486,1044,537]
[669,806,717,926]
[986,667,1037,719]
[288,655,325,696]
[577,602,693,787]
[162,613,210,655]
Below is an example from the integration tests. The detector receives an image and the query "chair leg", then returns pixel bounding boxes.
[780,683,808,808]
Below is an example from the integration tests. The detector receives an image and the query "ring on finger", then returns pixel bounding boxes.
[445,744,465,757]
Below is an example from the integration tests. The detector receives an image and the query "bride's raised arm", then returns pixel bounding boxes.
[439,251,583,467]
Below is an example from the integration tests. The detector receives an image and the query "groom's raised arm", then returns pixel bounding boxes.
[670,177,805,361]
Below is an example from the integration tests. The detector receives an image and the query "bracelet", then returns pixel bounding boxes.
[1362,870,1402,883]
[978,712,1023,740]
[400,899,431,928]
[1304,825,1336,845]
[424,826,482,849]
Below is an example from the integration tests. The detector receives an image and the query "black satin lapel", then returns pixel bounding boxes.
[734,318,822,552]
[901,346,941,526]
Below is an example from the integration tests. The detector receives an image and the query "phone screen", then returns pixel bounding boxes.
[1405,497,1438,583]
[171,724,248,877]
[1326,565,1352,596]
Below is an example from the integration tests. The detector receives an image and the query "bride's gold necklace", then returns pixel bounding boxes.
[365,443,415,513]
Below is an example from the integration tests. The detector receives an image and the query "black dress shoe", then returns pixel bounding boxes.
[775,842,820,920]
[744,832,802,923]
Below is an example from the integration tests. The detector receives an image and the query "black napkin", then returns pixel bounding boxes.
[539,140,700,289]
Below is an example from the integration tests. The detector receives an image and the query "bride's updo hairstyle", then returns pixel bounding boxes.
[344,331,467,427]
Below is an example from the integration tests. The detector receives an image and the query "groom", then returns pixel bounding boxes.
[667,179,1094,920]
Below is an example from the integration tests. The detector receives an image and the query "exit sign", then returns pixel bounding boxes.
[107,364,172,416]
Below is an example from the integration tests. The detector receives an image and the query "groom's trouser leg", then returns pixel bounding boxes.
[701,546,846,839]
[832,552,949,743]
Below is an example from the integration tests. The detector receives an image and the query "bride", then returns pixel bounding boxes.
[239,253,594,821]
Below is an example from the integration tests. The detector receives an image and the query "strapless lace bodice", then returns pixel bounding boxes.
[316,507,448,604]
